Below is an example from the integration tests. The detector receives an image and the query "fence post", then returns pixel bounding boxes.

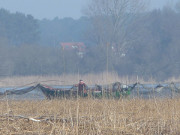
[171,82,175,99]
[137,76,139,98]
[76,86,78,99]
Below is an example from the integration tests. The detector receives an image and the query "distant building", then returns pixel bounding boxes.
[60,42,86,58]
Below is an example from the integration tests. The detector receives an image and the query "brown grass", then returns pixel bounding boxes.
[0,98,180,134]
[0,72,157,87]
[0,74,180,134]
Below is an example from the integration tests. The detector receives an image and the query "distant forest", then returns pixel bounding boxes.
[0,2,180,81]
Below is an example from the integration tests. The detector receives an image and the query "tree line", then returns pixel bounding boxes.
[0,0,180,81]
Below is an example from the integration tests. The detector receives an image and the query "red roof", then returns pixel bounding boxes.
[60,42,85,52]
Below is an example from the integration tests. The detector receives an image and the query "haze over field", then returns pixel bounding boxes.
[0,1,180,135]
[0,0,178,19]
[0,0,180,81]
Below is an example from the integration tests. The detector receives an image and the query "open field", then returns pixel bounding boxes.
[0,99,180,134]
[0,74,180,134]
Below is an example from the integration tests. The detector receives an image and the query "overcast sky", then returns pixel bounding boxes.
[0,0,178,19]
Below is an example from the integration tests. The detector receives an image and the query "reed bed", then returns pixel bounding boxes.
[0,98,180,134]
[0,73,157,87]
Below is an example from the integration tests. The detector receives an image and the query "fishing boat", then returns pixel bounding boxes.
[37,84,75,99]
[37,83,137,99]
[37,84,103,99]
[0,82,138,100]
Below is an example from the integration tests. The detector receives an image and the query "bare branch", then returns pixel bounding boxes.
[85,0,148,54]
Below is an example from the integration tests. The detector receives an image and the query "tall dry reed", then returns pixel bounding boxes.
[0,72,158,87]
[0,98,180,134]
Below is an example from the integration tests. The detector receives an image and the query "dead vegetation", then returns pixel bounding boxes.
[0,73,157,87]
[0,98,180,134]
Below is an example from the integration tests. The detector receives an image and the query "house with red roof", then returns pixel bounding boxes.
[60,42,86,57]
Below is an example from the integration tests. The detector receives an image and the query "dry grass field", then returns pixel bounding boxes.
[0,98,180,135]
[0,74,180,134]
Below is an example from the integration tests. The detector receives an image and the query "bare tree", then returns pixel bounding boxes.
[85,0,147,55]
[176,0,180,12]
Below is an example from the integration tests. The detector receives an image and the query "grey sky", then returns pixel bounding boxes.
[0,0,178,19]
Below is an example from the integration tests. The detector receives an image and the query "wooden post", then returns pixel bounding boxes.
[171,82,174,99]
[76,86,78,99]
[106,43,109,81]
[70,89,72,99]
[137,76,139,98]
[106,43,110,98]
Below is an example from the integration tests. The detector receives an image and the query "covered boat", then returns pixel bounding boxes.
[0,82,139,99]
[37,82,137,99]
[37,84,75,99]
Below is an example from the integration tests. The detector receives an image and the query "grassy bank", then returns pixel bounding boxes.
[0,99,180,134]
